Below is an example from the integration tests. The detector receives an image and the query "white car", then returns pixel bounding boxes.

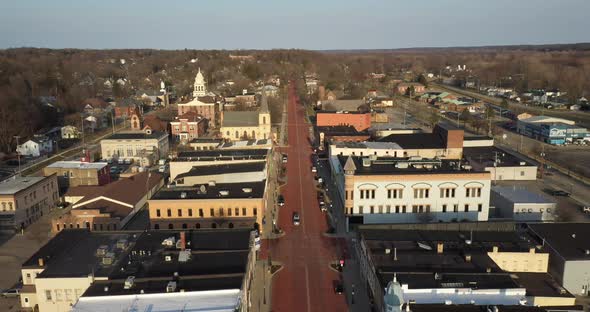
[311,166,317,173]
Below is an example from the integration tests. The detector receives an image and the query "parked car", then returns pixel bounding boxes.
[292,212,300,226]
[2,288,20,297]
[117,158,125,165]
[124,159,132,165]
[548,189,570,197]
[333,280,344,294]
[278,195,285,206]
[320,203,327,212]
[311,166,317,173]
[282,154,288,164]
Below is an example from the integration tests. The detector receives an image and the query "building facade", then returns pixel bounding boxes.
[100,130,169,165]
[177,97,217,127]
[148,181,266,232]
[0,174,59,232]
[43,161,110,188]
[332,156,491,224]
[170,114,208,143]
[220,95,271,141]
[17,138,53,157]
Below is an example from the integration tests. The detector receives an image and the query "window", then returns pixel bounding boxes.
[168,224,174,229]
[440,188,456,198]
[45,290,53,301]
[378,205,383,213]
[395,205,400,213]
[442,204,447,213]
[156,209,161,217]
[178,209,182,217]
[478,204,483,212]
[466,187,482,198]
[360,190,364,199]
[520,171,525,176]
[253,208,257,216]
[413,188,430,199]
[370,206,374,214]
[8,202,12,210]
[228,208,232,216]
[188,209,193,217]
[211,223,217,229]
[345,191,349,200]
[1,203,4,211]
[464,204,469,212]
[235,208,239,216]
[167,209,172,217]
[371,190,375,199]
[358,206,364,214]
[242,208,247,216]
[65,289,72,301]
[219,208,224,216]
[195,223,201,229]
[210,208,215,217]
[199,209,204,217]
[387,189,403,199]
[453,204,459,212]
[386,205,391,213]
[402,205,407,213]
[182,223,187,229]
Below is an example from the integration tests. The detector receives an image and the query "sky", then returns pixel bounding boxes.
[0,0,589,50]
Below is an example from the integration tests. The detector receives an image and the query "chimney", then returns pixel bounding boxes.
[38,258,44,267]
[492,246,499,253]
[437,243,444,254]
[179,232,186,251]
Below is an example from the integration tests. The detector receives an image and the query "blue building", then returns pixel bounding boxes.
[517,115,590,145]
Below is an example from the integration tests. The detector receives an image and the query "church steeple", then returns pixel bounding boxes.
[193,68,207,98]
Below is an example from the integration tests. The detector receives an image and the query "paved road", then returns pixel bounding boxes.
[260,83,347,312]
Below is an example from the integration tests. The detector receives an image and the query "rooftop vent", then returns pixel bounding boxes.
[116,239,128,250]
[102,252,115,265]
[96,245,109,257]
[103,286,109,292]
[162,237,176,247]
[396,162,409,169]
[165,255,172,262]
[362,158,371,167]
[166,281,177,293]
[242,188,253,193]
[208,180,216,186]
[124,276,135,289]
[519,161,526,166]
[219,190,229,196]
[180,192,187,199]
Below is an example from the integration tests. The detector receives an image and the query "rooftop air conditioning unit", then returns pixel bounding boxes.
[116,239,128,250]
[165,255,172,262]
[396,162,409,169]
[162,237,176,246]
[362,158,371,167]
[96,245,109,257]
[180,192,187,199]
[208,181,216,186]
[219,190,229,196]
[102,252,115,265]
[242,188,253,193]
[124,276,135,289]
[166,281,177,293]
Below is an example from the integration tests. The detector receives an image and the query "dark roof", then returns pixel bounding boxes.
[408,304,549,312]
[316,125,369,136]
[175,149,268,161]
[337,155,486,176]
[68,172,164,207]
[152,181,266,200]
[316,110,368,114]
[24,229,252,280]
[528,223,590,261]
[105,131,167,140]
[175,162,266,180]
[515,273,573,298]
[378,133,445,149]
[189,138,223,143]
[389,272,518,290]
[463,135,493,141]
[83,276,243,297]
[463,146,534,167]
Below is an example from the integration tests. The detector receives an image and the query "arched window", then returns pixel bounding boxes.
[154,224,160,230]
[235,131,239,138]
[252,130,256,139]
[263,116,266,124]
[168,223,174,229]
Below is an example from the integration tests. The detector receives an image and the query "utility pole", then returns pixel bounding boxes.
[13,136,21,176]
[110,111,115,134]
[81,115,85,147]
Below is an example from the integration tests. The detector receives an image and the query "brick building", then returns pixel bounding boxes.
[177,96,217,127]
[170,113,208,143]
[396,82,426,95]
[43,161,111,188]
[316,111,372,132]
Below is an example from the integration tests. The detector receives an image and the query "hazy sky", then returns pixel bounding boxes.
[1,0,588,50]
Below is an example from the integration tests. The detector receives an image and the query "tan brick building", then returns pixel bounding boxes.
[148,181,266,232]
[43,161,111,188]
[0,174,59,232]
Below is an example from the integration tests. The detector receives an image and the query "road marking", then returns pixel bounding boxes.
[305,264,312,312]
[293,94,307,235]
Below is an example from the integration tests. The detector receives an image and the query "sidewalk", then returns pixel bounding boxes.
[249,259,278,312]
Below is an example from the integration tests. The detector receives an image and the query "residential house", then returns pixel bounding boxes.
[17,137,54,157]
[60,126,80,140]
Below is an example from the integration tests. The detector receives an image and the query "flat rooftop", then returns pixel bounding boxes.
[219,139,271,148]
[337,155,486,176]
[152,180,266,200]
[175,162,266,180]
[528,223,590,261]
[333,141,403,150]
[104,131,167,140]
[463,146,534,167]
[378,133,445,149]
[316,110,368,114]
[389,272,519,290]
[47,161,108,170]
[23,229,252,281]
[492,186,554,204]
[175,149,268,161]
[408,305,553,312]
[316,125,369,136]
[0,176,49,195]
